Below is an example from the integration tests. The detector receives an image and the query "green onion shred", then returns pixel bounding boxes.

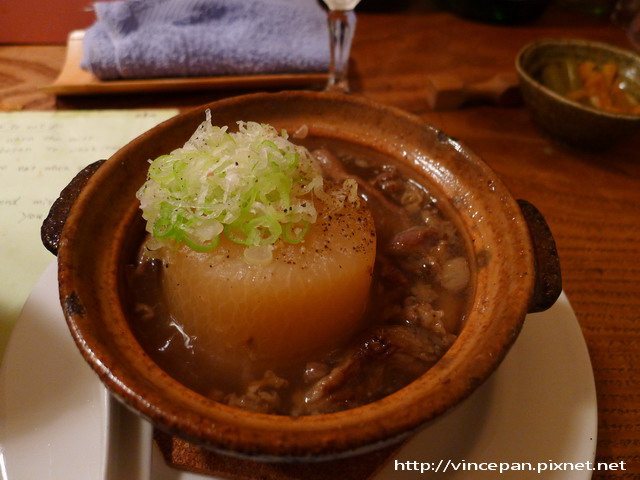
[136,112,323,253]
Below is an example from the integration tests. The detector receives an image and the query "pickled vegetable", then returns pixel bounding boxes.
[541,59,640,114]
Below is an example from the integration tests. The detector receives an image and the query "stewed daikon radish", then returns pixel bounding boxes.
[136,114,376,379]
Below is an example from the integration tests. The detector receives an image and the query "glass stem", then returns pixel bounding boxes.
[326,9,356,93]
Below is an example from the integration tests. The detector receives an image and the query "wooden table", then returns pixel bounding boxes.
[1,3,638,478]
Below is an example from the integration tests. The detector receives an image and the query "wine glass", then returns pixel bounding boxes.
[321,0,362,93]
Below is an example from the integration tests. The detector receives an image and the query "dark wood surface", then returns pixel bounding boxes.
[2,3,638,478]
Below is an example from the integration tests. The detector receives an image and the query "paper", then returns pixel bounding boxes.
[0,109,178,361]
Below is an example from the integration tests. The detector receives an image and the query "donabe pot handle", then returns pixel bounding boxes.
[41,160,106,256]
[518,199,562,313]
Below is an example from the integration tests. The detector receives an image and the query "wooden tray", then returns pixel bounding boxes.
[41,31,328,96]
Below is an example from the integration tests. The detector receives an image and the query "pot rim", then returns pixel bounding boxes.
[57,91,535,459]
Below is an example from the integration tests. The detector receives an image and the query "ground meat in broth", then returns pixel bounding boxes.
[127,141,471,416]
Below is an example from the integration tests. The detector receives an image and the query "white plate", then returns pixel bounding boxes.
[0,261,597,480]
[0,261,109,480]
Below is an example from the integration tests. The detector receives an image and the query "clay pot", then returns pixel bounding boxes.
[43,91,560,460]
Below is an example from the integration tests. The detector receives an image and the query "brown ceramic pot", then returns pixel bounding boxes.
[43,91,560,461]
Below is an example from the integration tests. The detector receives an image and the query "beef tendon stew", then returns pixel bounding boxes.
[127,116,472,416]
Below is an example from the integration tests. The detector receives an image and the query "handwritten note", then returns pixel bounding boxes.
[0,109,178,360]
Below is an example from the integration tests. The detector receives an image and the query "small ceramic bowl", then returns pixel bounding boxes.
[516,38,640,148]
[42,91,561,461]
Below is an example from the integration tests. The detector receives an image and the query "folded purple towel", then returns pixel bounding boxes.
[81,0,330,80]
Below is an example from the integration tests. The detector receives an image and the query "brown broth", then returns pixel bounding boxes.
[126,139,473,415]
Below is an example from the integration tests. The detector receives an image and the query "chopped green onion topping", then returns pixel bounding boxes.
[136,112,323,253]
[283,221,310,244]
